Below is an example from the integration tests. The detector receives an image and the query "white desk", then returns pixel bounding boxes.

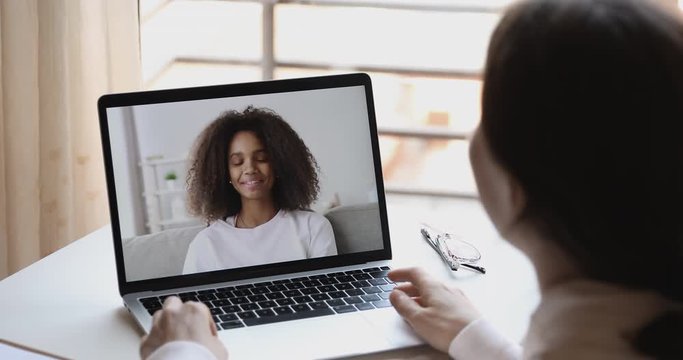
[0,197,538,359]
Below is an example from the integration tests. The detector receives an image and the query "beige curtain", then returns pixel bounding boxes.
[0,0,140,279]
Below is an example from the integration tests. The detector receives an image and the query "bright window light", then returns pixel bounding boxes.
[139,0,512,198]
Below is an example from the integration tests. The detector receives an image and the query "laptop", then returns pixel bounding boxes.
[97,73,423,359]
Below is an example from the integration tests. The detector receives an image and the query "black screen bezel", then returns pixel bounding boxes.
[97,73,392,295]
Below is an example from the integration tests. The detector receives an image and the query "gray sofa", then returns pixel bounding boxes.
[322,202,383,254]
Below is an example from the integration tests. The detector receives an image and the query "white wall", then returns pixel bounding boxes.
[107,108,140,239]
[110,85,379,236]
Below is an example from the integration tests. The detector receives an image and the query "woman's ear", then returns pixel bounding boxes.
[507,172,527,225]
[469,127,526,237]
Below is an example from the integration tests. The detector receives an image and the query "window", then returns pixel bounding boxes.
[140,0,517,199]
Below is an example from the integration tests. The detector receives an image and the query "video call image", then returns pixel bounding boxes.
[106,86,384,282]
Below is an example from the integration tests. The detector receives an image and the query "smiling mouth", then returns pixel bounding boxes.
[241,180,263,186]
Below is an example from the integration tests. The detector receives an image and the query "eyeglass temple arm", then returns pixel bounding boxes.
[460,263,486,274]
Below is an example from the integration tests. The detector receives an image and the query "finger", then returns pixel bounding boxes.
[394,283,420,297]
[389,289,423,322]
[187,302,217,334]
[413,296,428,307]
[163,296,182,310]
[151,308,163,327]
[185,300,213,323]
[388,267,437,289]
[210,317,218,336]
[188,301,219,336]
[185,300,211,313]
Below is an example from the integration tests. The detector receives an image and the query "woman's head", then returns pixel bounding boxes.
[475,0,683,354]
[187,106,320,222]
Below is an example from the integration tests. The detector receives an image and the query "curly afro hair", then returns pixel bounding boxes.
[186,106,320,223]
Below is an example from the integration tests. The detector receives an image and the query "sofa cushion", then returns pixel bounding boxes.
[122,225,205,282]
[324,202,383,254]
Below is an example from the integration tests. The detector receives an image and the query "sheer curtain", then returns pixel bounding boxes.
[0,0,140,279]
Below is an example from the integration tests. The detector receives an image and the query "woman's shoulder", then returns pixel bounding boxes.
[525,278,675,358]
[194,220,233,239]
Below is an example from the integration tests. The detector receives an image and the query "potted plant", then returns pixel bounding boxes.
[164,171,177,190]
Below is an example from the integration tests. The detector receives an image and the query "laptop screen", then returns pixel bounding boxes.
[98,74,391,292]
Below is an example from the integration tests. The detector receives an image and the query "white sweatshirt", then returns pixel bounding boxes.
[183,209,337,274]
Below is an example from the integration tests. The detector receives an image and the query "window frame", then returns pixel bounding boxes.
[140,0,506,198]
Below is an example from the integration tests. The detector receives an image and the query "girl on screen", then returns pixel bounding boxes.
[182,106,337,274]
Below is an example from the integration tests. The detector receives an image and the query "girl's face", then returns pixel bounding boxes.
[469,126,523,238]
[228,131,275,203]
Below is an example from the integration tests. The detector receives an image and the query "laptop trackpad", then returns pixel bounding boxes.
[219,313,392,359]
[360,308,425,347]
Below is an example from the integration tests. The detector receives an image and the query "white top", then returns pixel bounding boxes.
[148,341,217,360]
[449,318,522,359]
[521,279,674,359]
[182,210,337,274]
[447,279,675,360]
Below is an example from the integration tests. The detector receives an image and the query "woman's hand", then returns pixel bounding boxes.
[388,267,482,352]
[140,296,228,360]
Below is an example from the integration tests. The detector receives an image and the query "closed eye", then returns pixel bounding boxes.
[229,154,243,166]
[254,151,269,162]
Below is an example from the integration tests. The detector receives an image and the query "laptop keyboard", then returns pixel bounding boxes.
[138,266,395,330]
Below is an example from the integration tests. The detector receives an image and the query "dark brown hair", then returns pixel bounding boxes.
[186,106,320,223]
[483,0,683,357]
